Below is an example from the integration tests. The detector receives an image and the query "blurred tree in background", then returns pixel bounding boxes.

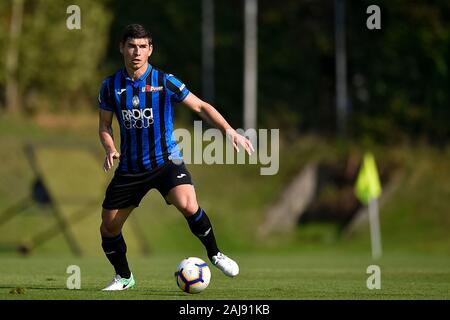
[0,0,448,142]
[258,0,335,137]
[0,0,112,113]
[348,0,450,144]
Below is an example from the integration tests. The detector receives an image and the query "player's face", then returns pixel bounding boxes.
[120,38,153,70]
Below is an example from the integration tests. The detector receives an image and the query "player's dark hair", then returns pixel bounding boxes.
[121,24,153,45]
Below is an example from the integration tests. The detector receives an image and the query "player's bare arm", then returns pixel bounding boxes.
[181,92,255,155]
[99,109,120,172]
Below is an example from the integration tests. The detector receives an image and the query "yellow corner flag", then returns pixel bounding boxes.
[355,152,382,205]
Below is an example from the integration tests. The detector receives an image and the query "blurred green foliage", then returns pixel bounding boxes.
[0,0,448,141]
[0,0,112,113]
[348,0,450,144]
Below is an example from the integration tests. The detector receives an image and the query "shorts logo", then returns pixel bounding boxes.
[176,173,186,179]
[122,108,154,129]
[142,85,163,92]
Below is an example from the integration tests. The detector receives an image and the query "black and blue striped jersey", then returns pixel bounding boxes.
[98,64,189,173]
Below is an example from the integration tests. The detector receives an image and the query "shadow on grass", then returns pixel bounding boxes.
[0,285,99,292]
[1,285,188,298]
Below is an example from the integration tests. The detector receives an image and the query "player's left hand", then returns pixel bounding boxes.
[226,129,255,155]
[103,150,120,172]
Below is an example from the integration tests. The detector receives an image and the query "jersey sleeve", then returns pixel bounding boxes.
[165,73,190,103]
[98,78,113,111]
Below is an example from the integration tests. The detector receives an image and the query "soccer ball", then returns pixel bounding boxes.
[175,257,211,294]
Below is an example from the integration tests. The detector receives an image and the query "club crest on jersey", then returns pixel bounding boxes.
[132,95,140,107]
[142,85,163,92]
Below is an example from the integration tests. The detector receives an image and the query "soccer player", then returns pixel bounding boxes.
[98,24,254,291]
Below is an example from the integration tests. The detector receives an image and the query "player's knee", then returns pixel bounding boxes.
[178,197,198,216]
[100,221,120,237]
[99,223,110,236]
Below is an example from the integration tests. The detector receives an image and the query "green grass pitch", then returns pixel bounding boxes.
[1,252,449,299]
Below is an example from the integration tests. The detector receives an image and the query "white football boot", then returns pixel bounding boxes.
[211,252,239,277]
[102,273,135,291]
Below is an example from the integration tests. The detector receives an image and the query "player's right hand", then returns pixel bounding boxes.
[104,150,120,172]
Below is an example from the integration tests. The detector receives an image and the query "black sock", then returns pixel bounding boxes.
[185,207,220,261]
[101,233,131,279]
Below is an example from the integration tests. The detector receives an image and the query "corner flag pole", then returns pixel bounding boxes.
[355,152,383,260]
[368,197,382,259]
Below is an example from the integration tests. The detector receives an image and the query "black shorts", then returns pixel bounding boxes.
[102,161,193,210]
